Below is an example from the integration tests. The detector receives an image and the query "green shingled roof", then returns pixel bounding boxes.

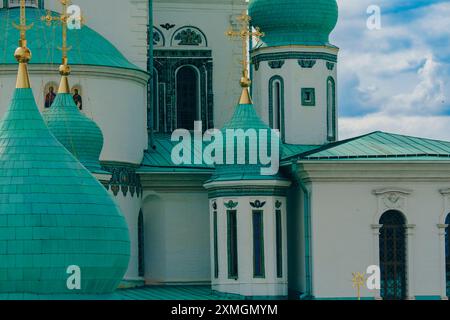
[0,88,130,295]
[0,8,142,71]
[43,93,105,173]
[287,131,450,161]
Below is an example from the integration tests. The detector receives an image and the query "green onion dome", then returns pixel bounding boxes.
[0,8,140,71]
[209,100,284,182]
[0,88,130,296]
[43,94,104,173]
[248,0,338,47]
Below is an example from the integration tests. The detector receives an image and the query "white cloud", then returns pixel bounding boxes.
[340,114,450,141]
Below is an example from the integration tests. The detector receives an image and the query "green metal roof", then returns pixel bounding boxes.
[0,88,130,295]
[0,8,142,71]
[249,0,338,47]
[0,285,244,300]
[141,133,214,172]
[43,92,104,173]
[287,131,450,161]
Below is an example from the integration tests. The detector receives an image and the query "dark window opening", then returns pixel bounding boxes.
[379,210,407,300]
[176,66,198,130]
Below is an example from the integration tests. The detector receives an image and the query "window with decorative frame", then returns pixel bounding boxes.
[252,210,265,278]
[227,210,238,279]
[379,210,407,300]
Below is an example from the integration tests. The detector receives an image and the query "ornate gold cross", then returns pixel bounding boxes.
[226,11,264,89]
[12,0,34,47]
[352,272,366,300]
[41,0,84,64]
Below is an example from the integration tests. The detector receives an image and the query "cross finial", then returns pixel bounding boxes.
[352,272,366,301]
[12,0,34,49]
[41,0,84,68]
[226,11,264,104]
[41,0,84,93]
[13,0,34,88]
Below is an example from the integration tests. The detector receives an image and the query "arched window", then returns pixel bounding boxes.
[138,210,145,278]
[327,77,336,142]
[446,214,450,297]
[176,66,199,130]
[268,76,284,141]
[379,210,407,300]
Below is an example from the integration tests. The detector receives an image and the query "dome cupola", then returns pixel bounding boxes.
[248,0,338,47]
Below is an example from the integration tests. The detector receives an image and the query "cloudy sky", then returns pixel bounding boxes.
[334,0,450,140]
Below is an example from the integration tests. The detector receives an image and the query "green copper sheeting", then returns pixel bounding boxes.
[210,103,285,182]
[0,88,130,295]
[249,0,338,47]
[0,8,141,71]
[293,131,450,161]
[43,93,104,172]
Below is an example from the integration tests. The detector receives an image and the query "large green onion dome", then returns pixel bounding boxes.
[0,88,130,297]
[209,93,284,182]
[248,0,338,47]
[43,94,104,173]
[0,8,140,71]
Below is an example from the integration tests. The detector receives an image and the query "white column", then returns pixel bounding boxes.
[437,224,449,300]
[405,224,416,300]
[371,224,382,300]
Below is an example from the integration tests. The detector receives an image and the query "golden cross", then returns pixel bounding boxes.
[226,11,264,87]
[12,0,34,47]
[41,0,84,64]
[352,272,366,301]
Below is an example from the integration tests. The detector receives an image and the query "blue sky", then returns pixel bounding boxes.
[334,0,450,140]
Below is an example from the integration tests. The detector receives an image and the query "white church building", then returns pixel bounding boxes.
[0,0,449,300]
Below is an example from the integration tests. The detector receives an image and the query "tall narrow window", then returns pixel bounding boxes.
[273,82,281,131]
[268,76,284,140]
[227,210,238,279]
[379,210,407,300]
[327,77,336,141]
[152,69,159,132]
[253,210,265,278]
[446,214,450,297]
[176,66,198,130]
[138,210,145,277]
[213,210,219,279]
[275,209,283,278]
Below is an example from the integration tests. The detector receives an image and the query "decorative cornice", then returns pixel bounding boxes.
[251,51,337,65]
[372,188,413,196]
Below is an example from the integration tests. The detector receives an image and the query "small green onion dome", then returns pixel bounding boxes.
[248,0,338,47]
[0,88,130,296]
[209,100,284,182]
[43,94,104,173]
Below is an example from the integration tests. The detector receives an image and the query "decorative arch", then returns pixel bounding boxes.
[171,26,208,47]
[326,76,336,142]
[153,26,165,47]
[268,75,285,142]
[379,210,408,300]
